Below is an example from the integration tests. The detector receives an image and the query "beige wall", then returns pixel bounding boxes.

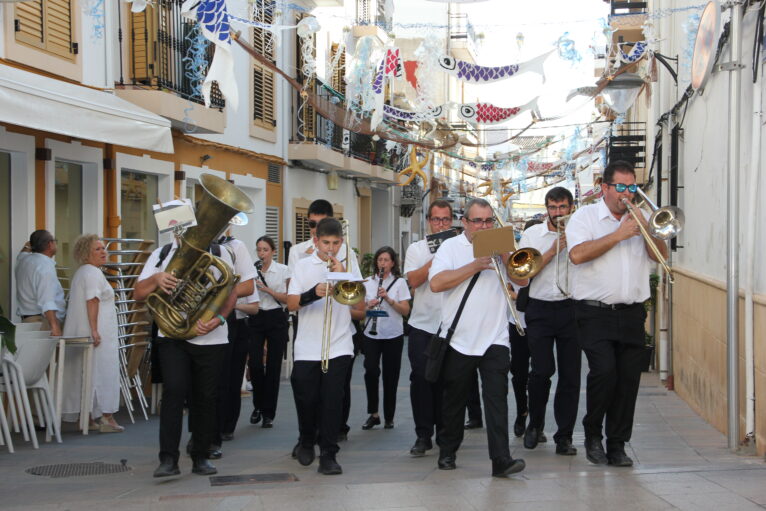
[672,266,766,456]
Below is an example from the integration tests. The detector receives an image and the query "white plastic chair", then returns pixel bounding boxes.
[0,334,14,453]
[14,323,43,333]
[1,333,61,447]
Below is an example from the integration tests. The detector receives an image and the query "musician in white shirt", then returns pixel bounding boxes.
[402,199,454,456]
[429,198,526,478]
[566,160,668,468]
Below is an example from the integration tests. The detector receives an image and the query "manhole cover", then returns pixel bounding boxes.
[26,462,131,478]
[209,473,298,486]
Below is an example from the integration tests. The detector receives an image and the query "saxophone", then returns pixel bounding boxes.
[146,174,255,340]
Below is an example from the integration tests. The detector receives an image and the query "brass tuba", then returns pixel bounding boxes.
[146,174,255,339]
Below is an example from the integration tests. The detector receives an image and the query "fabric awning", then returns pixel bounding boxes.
[0,64,174,153]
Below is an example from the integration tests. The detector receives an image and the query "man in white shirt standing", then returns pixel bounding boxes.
[429,198,526,478]
[403,199,453,456]
[15,230,66,336]
[567,160,668,467]
[519,187,580,456]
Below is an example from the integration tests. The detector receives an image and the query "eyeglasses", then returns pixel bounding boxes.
[428,216,453,224]
[546,204,570,211]
[308,220,318,229]
[605,183,638,193]
[464,217,496,226]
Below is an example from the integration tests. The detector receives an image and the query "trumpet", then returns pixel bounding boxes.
[621,187,684,284]
[320,219,365,373]
[493,212,543,336]
[554,214,572,297]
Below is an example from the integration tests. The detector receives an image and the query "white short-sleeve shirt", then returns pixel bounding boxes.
[235,287,260,320]
[363,274,411,339]
[566,199,652,304]
[288,252,363,361]
[256,261,291,311]
[403,239,442,334]
[519,222,570,302]
[428,233,510,356]
[138,241,234,345]
[288,240,360,278]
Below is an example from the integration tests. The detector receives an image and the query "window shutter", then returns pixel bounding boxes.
[253,66,276,129]
[130,7,154,83]
[45,0,74,59]
[15,1,44,48]
[266,206,280,260]
[330,44,346,97]
[267,164,282,184]
[295,210,311,244]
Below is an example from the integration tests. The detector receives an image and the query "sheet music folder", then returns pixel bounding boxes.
[472,226,517,258]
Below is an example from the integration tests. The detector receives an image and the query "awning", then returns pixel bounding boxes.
[0,64,174,154]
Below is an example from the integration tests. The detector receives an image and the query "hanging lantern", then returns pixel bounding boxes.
[600,72,644,114]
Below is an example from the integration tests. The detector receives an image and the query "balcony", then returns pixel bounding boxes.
[608,0,647,30]
[116,0,225,134]
[448,13,478,64]
[608,121,647,181]
[353,0,388,42]
[289,81,404,183]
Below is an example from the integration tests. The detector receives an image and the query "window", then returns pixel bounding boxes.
[54,161,83,283]
[330,43,346,96]
[0,153,10,316]
[296,13,316,140]
[121,170,159,244]
[266,206,280,261]
[251,0,276,130]
[295,208,311,244]
[14,0,76,60]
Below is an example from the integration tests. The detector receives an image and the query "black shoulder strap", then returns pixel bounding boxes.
[385,276,399,293]
[209,242,221,257]
[156,243,172,268]
[443,273,481,342]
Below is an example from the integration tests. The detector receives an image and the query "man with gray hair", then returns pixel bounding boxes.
[15,229,66,336]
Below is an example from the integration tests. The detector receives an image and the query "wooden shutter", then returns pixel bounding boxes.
[330,44,346,97]
[15,0,75,60]
[266,206,280,260]
[295,209,311,244]
[129,7,155,83]
[252,0,274,62]
[14,1,44,48]
[253,65,276,129]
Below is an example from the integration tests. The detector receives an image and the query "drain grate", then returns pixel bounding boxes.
[209,473,298,486]
[26,462,131,478]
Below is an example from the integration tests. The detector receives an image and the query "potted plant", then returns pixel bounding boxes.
[0,305,17,355]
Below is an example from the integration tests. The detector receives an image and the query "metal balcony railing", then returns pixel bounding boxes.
[610,1,648,16]
[127,0,224,108]
[608,121,646,170]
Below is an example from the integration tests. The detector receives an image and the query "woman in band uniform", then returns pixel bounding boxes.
[361,246,411,430]
[248,236,291,428]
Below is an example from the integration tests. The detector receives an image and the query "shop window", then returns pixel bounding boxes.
[0,153,10,316]
[54,161,83,284]
[121,170,159,244]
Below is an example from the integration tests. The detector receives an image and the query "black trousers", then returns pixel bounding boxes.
[363,335,404,421]
[525,298,581,442]
[575,301,647,452]
[509,323,530,417]
[155,338,225,462]
[291,356,352,456]
[439,344,511,460]
[248,308,290,420]
[466,370,482,422]
[408,327,443,441]
[216,318,251,439]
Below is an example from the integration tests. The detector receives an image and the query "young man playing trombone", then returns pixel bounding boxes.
[287,218,365,475]
[429,198,526,477]
[566,160,669,467]
[518,186,581,456]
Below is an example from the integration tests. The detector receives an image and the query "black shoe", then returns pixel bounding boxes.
[221,432,234,442]
[250,410,262,425]
[207,448,223,460]
[464,418,483,430]
[523,426,540,449]
[153,458,180,478]
[555,438,577,456]
[437,454,456,470]
[262,417,273,429]
[513,414,527,438]
[585,437,608,465]
[384,421,394,429]
[291,441,300,459]
[607,450,634,467]
[361,415,381,430]
[491,456,526,477]
[191,457,218,475]
[296,444,315,466]
[538,430,548,443]
[410,437,433,457]
[317,454,343,475]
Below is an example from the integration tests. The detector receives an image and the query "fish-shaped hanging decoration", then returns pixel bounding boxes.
[437,50,552,84]
[458,97,538,125]
[383,104,444,122]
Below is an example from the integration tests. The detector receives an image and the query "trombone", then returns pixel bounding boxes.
[554,214,572,297]
[320,219,366,373]
[492,212,543,336]
[621,187,684,284]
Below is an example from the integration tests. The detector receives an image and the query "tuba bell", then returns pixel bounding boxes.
[146,174,255,340]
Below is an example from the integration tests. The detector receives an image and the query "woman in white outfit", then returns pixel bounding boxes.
[62,234,123,433]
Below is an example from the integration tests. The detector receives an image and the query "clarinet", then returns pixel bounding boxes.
[254,260,268,287]
[369,269,385,336]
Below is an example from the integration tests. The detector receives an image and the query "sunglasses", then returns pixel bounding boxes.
[605,183,638,193]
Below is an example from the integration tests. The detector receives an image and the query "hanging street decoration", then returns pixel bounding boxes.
[618,41,648,64]
[397,146,430,188]
[383,104,444,122]
[437,50,551,84]
[458,97,538,125]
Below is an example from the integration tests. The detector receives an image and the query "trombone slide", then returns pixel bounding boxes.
[492,255,525,336]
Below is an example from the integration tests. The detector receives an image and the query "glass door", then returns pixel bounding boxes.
[54,161,83,287]
[121,170,159,243]
[0,152,11,316]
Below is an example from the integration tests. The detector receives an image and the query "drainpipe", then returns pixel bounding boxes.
[743,49,761,448]
[725,0,744,451]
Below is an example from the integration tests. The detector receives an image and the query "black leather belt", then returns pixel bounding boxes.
[580,300,635,310]
[21,314,42,320]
